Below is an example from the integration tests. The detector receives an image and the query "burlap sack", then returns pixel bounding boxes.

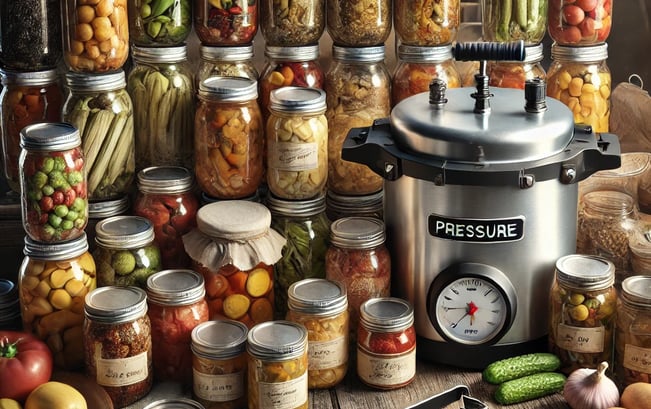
[610,75,651,153]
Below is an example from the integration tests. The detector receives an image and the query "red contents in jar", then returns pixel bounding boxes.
[260,62,324,117]
[360,325,417,355]
[548,0,612,45]
[195,0,257,45]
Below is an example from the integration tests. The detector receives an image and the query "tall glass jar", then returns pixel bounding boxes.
[394,0,460,45]
[19,233,96,370]
[60,0,129,72]
[19,123,88,243]
[133,166,199,270]
[260,0,325,46]
[325,189,384,221]
[548,254,617,375]
[325,0,391,46]
[84,286,153,408]
[62,70,135,201]
[548,0,612,45]
[1,69,63,194]
[196,44,259,90]
[194,0,258,45]
[128,0,191,46]
[146,269,210,384]
[325,45,389,195]
[629,229,651,276]
[286,278,349,389]
[488,43,546,90]
[195,76,264,199]
[547,43,611,133]
[482,0,548,43]
[128,45,195,171]
[247,321,308,409]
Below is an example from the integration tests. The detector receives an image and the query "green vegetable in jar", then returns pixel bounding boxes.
[130,0,191,45]
[112,250,137,275]
[483,0,548,43]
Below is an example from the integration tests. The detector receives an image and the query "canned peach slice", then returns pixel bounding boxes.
[50,269,75,288]
[246,268,271,297]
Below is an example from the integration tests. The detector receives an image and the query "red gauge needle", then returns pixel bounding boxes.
[467,301,478,325]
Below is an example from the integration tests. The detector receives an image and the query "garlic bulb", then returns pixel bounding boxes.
[563,362,620,409]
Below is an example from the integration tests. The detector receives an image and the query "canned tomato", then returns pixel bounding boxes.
[194,0,258,45]
[548,0,612,45]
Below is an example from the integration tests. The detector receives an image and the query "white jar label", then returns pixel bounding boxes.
[556,323,605,353]
[357,347,416,387]
[623,344,651,373]
[95,351,149,387]
[257,371,308,409]
[193,368,245,402]
[309,335,347,370]
[269,141,318,171]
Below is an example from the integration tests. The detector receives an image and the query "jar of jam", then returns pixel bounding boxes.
[247,321,308,409]
[286,278,349,389]
[488,43,546,90]
[146,269,210,384]
[325,189,384,221]
[19,122,88,242]
[196,44,259,90]
[547,43,611,133]
[548,254,617,374]
[325,45,389,195]
[191,319,248,409]
[19,233,96,370]
[60,0,129,72]
[144,399,206,409]
[62,70,135,201]
[392,44,461,106]
[482,0,548,43]
[93,215,163,288]
[0,279,21,330]
[325,0,391,46]
[84,286,153,407]
[86,196,130,253]
[133,166,199,269]
[194,0,258,45]
[195,76,264,199]
[548,0,612,45]
[394,0,460,45]
[357,297,416,390]
[1,69,63,194]
[128,45,195,171]
[128,0,191,46]
[260,0,325,46]
[183,201,286,327]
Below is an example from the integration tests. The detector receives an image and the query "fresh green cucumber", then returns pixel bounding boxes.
[482,352,561,384]
[494,372,566,405]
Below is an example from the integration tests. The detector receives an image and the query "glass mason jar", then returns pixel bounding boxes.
[548,254,617,375]
[146,269,210,384]
[194,0,258,45]
[183,201,286,327]
[325,0,391,46]
[547,43,611,133]
[267,194,331,318]
[86,195,130,253]
[0,279,21,331]
[62,70,135,201]
[133,166,199,270]
[247,321,309,409]
[482,0,548,43]
[357,297,416,390]
[548,0,612,45]
[93,215,163,288]
[19,123,88,243]
[394,0,460,46]
[196,44,259,90]
[266,87,328,200]
[286,278,349,389]
[127,0,191,46]
[615,275,651,388]
[84,286,153,408]
[191,320,248,409]
[259,0,325,46]
[487,43,546,90]
[61,0,129,72]
[325,45,389,195]
[19,233,96,370]
[195,76,264,199]
[128,45,195,171]
[629,228,651,276]
[392,44,461,106]
[325,189,384,221]
[1,69,64,194]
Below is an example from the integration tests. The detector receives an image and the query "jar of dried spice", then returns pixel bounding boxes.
[260,0,325,46]
[326,0,391,46]
[196,44,259,90]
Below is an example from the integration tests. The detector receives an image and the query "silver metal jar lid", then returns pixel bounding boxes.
[264,45,319,61]
[329,216,385,249]
[198,76,258,101]
[288,278,347,316]
[23,232,89,260]
[137,166,194,194]
[247,320,308,361]
[0,68,59,86]
[146,269,205,306]
[94,215,155,249]
[196,200,271,240]
[332,45,385,62]
[621,276,651,307]
[269,87,326,114]
[89,196,130,219]
[326,189,383,214]
[143,398,205,409]
[191,319,248,360]
[132,44,188,63]
[84,286,148,323]
[20,122,81,151]
[267,192,326,217]
[397,44,454,63]
[551,43,608,63]
[359,297,414,333]
[555,254,616,291]
[200,44,254,61]
[65,70,126,91]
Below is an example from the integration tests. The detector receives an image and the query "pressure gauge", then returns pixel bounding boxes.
[428,263,517,346]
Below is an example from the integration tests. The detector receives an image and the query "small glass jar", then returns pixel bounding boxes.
[615,275,651,388]
[325,0,391,46]
[547,43,611,133]
[548,254,617,375]
[19,123,88,243]
[191,320,248,409]
[482,0,548,43]
[325,189,384,221]
[19,233,96,370]
[488,43,546,90]
[144,399,206,409]
[93,215,163,288]
[357,297,416,390]
[62,70,135,201]
[1,69,64,194]
[394,0,460,45]
[286,278,349,389]
[60,0,129,72]
[195,76,264,199]
[630,228,651,276]
[392,44,461,106]
[133,166,200,269]
[86,196,130,253]
[84,286,153,408]
[128,0,191,46]
[183,201,285,327]
[0,279,21,330]
[548,0,612,45]
[196,44,259,90]
[326,45,389,196]
[247,321,309,409]
[128,45,195,171]
[260,0,325,46]
[194,0,258,45]
[146,269,210,384]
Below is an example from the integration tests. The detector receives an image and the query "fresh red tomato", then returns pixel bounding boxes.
[0,331,53,402]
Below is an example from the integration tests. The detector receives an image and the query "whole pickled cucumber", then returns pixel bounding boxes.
[494,372,566,404]
[482,352,561,384]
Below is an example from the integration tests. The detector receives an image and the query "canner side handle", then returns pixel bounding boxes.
[565,128,621,184]
[342,118,403,181]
